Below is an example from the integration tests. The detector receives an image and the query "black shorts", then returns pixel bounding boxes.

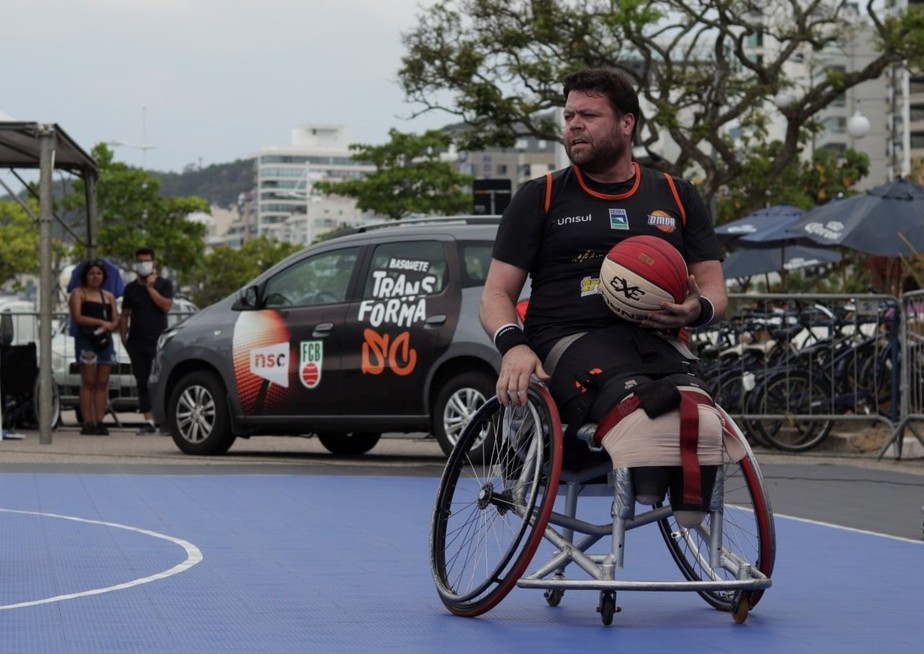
[545,325,694,431]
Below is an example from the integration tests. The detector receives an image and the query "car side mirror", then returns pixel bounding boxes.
[232,285,261,311]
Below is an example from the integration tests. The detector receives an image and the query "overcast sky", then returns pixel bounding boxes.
[1,0,449,173]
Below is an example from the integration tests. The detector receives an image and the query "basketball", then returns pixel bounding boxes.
[599,236,689,322]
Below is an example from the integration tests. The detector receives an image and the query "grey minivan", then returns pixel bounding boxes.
[150,216,519,461]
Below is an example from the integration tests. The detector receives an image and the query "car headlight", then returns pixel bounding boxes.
[156,327,180,352]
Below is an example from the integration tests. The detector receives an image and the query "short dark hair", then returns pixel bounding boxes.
[135,247,155,260]
[79,260,108,286]
[562,68,641,139]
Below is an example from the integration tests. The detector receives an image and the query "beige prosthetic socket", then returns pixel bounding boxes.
[599,387,724,525]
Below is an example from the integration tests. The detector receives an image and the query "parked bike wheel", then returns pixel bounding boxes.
[748,371,833,452]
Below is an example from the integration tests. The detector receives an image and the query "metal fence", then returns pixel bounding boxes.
[691,293,924,459]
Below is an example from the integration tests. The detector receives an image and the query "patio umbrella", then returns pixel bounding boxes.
[722,245,842,279]
[714,204,807,245]
[786,178,924,256]
[716,204,830,289]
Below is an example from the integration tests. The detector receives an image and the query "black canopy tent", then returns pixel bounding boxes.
[0,122,99,443]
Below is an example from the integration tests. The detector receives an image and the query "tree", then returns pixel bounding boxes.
[314,129,473,220]
[0,200,40,289]
[190,236,302,308]
[399,0,924,216]
[715,143,869,222]
[65,144,209,284]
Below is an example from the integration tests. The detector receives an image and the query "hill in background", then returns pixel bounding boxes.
[153,158,255,209]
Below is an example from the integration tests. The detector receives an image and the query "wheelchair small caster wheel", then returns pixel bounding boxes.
[731,592,750,624]
[544,588,564,607]
[597,591,618,626]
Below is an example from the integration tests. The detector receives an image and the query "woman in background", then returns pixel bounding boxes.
[68,260,120,435]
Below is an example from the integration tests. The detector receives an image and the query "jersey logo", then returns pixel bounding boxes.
[609,208,629,230]
[580,276,601,296]
[648,210,677,233]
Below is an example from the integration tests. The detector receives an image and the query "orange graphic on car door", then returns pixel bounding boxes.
[361,328,417,376]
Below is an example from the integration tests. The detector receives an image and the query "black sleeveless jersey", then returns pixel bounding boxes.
[493,163,721,353]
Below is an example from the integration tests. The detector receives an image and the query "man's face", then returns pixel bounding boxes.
[135,254,155,277]
[562,90,633,174]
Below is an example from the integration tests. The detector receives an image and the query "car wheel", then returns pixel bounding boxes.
[433,371,495,462]
[168,370,236,455]
[317,432,381,456]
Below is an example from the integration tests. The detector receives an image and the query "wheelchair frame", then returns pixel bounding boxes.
[430,382,774,626]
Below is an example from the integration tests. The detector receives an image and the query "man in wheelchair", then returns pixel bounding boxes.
[480,67,728,526]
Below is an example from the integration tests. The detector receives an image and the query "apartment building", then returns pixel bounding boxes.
[253,125,373,245]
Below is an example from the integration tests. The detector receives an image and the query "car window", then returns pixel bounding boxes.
[460,241,494,287]
[362,241,446,299]
[264,247,359,307]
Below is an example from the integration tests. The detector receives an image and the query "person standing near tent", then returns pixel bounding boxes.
[66,258,124,336]
[69,260,120,435]
[120,247,173,435]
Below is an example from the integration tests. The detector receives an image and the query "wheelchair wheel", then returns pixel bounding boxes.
[430,384,563,617]
[658,444,775,612]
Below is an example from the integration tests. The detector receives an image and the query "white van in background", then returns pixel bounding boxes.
[0,298,41,345]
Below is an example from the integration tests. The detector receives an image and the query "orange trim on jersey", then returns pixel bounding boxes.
[573,161,642,200]
[544,172,554,213]
[663,172,687,225]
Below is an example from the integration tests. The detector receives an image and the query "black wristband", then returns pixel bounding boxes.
[493,323,530,356]
[688,296,715,328]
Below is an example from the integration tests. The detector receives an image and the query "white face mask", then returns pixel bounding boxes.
[136,261,154,277]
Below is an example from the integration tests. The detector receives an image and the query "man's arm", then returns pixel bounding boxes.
[120,306,131,343]
[689,259,728,322]
[146,277,174,313]
[479,259,528,337]
[480,259,548,406]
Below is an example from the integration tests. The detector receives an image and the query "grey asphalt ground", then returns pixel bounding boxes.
[3,411,923,539]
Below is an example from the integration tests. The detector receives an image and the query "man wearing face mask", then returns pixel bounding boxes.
[120,247,174,434]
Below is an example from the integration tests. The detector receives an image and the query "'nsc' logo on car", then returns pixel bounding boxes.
[250,342,289,388]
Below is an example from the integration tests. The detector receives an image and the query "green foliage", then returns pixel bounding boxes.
[314,129,473,220]
[715,143,870,223]
[399,0,924,216]
[189,236,302,308]
[0,201,40,289]
[66,144,209,286]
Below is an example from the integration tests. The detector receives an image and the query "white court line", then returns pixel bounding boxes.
[774,511,924,545]
[0,508,203,610]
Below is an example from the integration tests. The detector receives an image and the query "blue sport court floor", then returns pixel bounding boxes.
[0,471,920,653]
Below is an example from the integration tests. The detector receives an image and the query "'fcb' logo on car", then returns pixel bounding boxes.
[300,341,323,389]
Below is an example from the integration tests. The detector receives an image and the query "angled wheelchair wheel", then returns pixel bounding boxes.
[430,384,563,617]
[658,430,775,613]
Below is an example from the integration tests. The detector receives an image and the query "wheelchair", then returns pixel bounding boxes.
[429,382,774,626]
[1,341,60,431]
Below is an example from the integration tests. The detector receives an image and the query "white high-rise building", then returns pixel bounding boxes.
[741,2,915,189]
[253,125,374,244]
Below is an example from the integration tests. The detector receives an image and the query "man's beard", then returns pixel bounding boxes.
[565,135,626,175]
